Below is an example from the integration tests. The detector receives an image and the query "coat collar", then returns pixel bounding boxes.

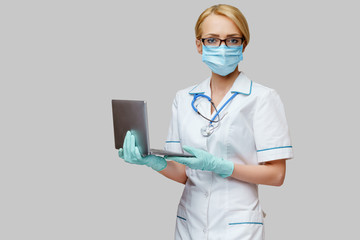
[188,71,253,96]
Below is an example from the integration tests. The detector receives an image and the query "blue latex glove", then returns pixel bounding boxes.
[118,131,167,171]
[166,146,234,178]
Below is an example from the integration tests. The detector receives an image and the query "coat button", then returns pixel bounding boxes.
[204,192,209,197]
[203,228,207,233]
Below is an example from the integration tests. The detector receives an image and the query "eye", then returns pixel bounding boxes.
[228,38,239,44]
[226,38,243,46]
[206,38,217,44]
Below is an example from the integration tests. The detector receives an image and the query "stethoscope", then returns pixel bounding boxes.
[191,92,239,137]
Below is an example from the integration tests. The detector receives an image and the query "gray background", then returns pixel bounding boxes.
[1,0,359,239]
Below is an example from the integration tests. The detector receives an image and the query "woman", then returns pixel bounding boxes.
[119,4,293,240]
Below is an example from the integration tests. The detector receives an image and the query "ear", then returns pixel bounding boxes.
[196,39,202,54]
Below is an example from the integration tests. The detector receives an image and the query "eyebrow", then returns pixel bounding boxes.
[203,33,242,37]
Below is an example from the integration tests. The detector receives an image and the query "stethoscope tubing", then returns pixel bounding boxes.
[191,92,239,124]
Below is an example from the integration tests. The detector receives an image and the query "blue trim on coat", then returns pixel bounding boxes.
[229,222,263,225]
[189,91,205,95]
[177,216,187,221]
[188,84,205,95]
[166,141,181,143]
[257,146,293,152]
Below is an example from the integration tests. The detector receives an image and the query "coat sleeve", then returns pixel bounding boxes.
[253,89,294,163]
[164,92,183,153]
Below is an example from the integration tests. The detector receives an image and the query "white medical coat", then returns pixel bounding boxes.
[164,72,293,240]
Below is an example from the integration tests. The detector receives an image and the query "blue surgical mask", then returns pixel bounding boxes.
[202,44,243,76]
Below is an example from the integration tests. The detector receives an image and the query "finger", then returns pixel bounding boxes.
[165,155,193,160]
[123,131,131,159]
[182,145,199,156]
[167,157,193,165]
[164,156,182,160]
[134,146,143,160]
[130,134,137,158]
[118,148,124,158]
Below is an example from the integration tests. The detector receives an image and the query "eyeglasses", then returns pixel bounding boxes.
[201,37,244,47]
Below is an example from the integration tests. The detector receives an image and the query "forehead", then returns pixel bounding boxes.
[201,14,241,37]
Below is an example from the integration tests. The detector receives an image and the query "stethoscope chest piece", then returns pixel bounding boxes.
[193,91,239,138]
[201,124,215,137]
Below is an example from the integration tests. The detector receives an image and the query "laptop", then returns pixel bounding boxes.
[111,99,193,157]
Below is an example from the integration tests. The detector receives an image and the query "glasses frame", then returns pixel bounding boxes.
[201,37,245,47]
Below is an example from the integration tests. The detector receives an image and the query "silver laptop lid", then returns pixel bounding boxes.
[111,99,150,156]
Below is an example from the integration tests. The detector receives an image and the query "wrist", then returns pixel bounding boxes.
[145,155,168,171]
[216,160,234,178]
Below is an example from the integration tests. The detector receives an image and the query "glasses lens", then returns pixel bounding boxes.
[203,38,219,46]
[226,38,243,47]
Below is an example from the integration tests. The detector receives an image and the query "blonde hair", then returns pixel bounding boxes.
[195,4,250,49]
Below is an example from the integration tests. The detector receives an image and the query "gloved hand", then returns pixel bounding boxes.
[118,131,167,171]
[165,146,234,178]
